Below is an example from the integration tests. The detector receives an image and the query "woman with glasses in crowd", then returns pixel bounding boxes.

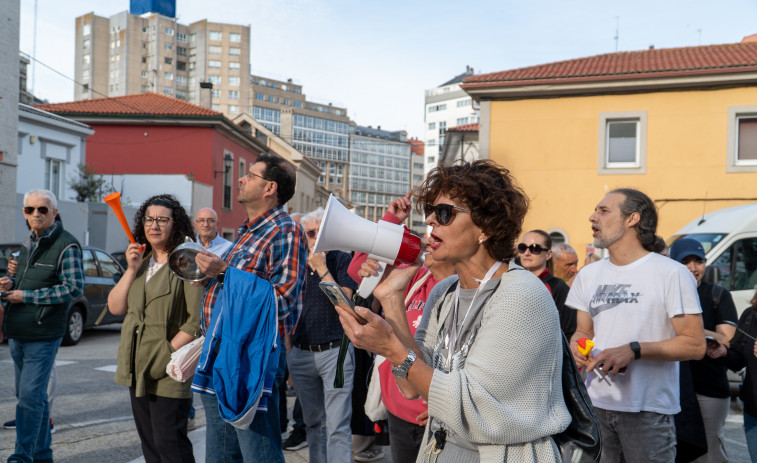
[335,160,570,462]
[518,229,575,339]
[107,194,202,463]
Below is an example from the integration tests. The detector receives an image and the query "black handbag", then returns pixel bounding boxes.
[553,333,602,461]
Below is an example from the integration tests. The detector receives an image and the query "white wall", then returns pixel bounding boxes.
[107,173,212,215]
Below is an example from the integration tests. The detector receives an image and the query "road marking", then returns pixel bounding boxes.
[95,365,118,373]
[725,436,748,448]
[69,415,134,428]
[727,413,745,424]
[55,360,77,366]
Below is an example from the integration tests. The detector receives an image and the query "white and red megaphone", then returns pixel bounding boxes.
[313,194,421,298]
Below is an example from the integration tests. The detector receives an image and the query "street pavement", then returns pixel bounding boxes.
[0,325,748,462]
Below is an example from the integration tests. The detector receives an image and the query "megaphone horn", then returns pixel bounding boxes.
[314,195,421,298]
[104,192,138,245]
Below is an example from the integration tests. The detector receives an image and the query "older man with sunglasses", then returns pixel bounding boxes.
[0,189,84,463]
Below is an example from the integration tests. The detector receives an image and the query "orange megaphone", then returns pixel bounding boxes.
[104,192,138,245]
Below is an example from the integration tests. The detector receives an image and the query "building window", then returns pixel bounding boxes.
[223,152,233,209]
[228,105,239,113]
[228,90,239,100]
[598,111,647,174]
[83,38,90,49]
[176,89,187,100]
[728,106,757,172]
[211,89,221,98]
[229,32,241,42]
[456,117,469,126]
[176,75,186,85]
[141,70,147,78]
[164,87,173,95]
[164,57,172,65]
[208,75,221,85]
[228,76,240,86]
[293,101,302,108]
[229,62,240,71]
[164,42,173,50]
[209,31,222,41]
[165,27,174,36]
[82,69,90,81]
[209,45,222,55]
[164,72,173,80]
[212,104,221,111]
[177,32,187,42]
[208,60,221,69]
[177,46,187,56]
[428,104,447,113]
[190,33,196,43]
[82,23,91,36]
[176,61,186,71]
[254,92,264,100]
[229,47,241,56]
[428,122,435,130]
[45,159,61,196]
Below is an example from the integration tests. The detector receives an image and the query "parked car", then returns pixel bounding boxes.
[110,250,128,270]
[0,244,125,345]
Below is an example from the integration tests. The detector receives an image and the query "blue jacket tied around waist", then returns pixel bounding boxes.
[192,268,279,429]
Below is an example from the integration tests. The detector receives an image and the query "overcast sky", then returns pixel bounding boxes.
[19,0,757,138]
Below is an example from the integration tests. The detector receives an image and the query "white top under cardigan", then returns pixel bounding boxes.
[413,265,571,463]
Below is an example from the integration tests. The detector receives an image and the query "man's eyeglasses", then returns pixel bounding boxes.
[195,218,217,224]
[144,216,172,228]
[247,171,270,182]
[424,203,470,226]
[23,206,50,215]
[517,243,550,255]
[305,230,318,238]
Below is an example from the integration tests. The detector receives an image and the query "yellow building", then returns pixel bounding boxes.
[462,38,757,258]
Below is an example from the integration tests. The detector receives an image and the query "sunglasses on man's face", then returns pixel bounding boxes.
[424,203,471,226]
[23,206,50,215]
[517,243,549,255]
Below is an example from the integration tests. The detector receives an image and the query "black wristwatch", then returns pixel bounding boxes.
[630,341,641,360]
[216,270,226,285]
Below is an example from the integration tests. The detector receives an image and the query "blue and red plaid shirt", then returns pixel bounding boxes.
[200,206,307,335]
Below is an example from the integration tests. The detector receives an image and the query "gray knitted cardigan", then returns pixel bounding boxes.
[414,266,571,462]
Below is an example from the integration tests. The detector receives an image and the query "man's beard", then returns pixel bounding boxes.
[593,228,625,249]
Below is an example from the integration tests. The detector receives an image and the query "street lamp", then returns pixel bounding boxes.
[214,153,233,177]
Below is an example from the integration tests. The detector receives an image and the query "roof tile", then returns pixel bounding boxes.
[34,93,222,118]
[463,42,757,89]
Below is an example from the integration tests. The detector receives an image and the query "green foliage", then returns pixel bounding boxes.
[69,163,112,202]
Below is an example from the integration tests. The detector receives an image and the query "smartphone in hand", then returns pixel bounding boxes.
[319,281,367,325]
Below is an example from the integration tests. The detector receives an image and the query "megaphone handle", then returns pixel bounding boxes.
[357,261,388,299]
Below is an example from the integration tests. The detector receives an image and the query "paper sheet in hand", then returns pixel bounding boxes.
[166,336,205,382]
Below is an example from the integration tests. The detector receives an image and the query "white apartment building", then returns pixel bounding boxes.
[423,66,480,172]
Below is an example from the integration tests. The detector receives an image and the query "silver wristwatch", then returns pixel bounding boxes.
[391,349,417,379]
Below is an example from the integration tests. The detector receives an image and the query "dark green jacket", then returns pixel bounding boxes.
[114,254,202,398]
[3,222,81,340]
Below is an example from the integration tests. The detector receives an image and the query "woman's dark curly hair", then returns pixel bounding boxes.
[416,160,529,261]
[132,194,195,255]
[610,188,661,253]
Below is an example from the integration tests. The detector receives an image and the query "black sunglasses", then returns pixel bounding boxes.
[517,243,550,255]
[23,206,50,215]
[424,203,471,226]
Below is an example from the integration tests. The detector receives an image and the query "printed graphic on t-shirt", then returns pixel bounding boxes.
[588,284,642,317]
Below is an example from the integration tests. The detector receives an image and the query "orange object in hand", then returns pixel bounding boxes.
[577,337,595,357]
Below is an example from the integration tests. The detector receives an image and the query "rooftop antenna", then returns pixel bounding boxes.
[31,0,38,95]
[697,192,708,226]
[697,28,702,45]
[614,16,620,52]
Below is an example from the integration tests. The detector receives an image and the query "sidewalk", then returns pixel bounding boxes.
[128,394,390,463]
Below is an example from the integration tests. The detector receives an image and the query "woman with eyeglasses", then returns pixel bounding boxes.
[335,160,570,463]
[518,230,575,339]
[107,194,202,463]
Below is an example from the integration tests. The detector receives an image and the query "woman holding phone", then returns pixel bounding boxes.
[335,160,570,462]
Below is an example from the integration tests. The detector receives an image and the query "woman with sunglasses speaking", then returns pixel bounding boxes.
[107,194,203,463]
[518,230,575,340]
[335,160,570,463]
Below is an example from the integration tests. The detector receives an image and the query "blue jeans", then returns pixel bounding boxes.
[744,410,757,462]
[8,338,62,463]
[201,342,285,463]
[287,344,354,463]
[595,407,676,463]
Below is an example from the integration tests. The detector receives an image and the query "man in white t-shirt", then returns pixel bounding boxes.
[567,188,705,463]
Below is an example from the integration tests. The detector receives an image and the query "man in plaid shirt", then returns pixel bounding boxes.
[1,189,84,463]
[195,154,307,463]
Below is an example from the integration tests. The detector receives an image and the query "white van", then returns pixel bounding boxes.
[669,203,757,315]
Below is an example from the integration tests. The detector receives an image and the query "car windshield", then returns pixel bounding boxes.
[668,233,728,254]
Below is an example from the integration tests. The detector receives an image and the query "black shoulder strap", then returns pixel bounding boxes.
[712,284,724,311]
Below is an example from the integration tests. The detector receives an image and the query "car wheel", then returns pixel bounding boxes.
[62,306,84,346]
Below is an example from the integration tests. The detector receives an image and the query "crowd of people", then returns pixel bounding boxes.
[3,157,757,463]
